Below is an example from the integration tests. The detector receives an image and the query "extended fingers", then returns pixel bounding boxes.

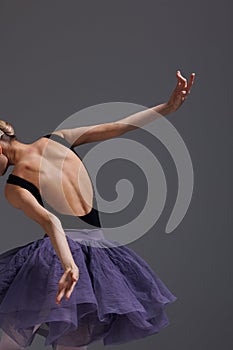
[176,70,196,96]
[65,280,77,300]
[65,271,79,300]
[186,72,195,93]
[176,70,187,88]
[56,270,79,304]
[56,287,65,304]
[56,270,70,304]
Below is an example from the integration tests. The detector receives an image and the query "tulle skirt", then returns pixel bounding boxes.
[0,228,177,349]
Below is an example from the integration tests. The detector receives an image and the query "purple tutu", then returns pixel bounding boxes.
[0,228,177,349]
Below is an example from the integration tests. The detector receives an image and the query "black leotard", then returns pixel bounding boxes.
[6,133,102,237]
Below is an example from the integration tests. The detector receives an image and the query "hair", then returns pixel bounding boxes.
[0,119,17,143]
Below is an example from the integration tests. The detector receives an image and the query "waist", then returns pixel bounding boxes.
[65,228,105,241]
[43,228,105,242]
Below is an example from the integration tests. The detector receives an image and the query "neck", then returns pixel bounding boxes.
[2,139,29,166]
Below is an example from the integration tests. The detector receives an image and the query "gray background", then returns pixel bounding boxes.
[0,1,232,349]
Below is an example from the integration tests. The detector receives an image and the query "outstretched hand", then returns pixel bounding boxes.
[56,265,79,304]
[168,70,195,112]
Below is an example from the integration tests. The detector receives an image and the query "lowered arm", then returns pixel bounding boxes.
[4,185,77,272]
[5,184,80,303]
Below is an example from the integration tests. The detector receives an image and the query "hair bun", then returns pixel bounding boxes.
[0,120,15,137]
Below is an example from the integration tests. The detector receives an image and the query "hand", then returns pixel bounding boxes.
[56,265,79,304]
[167,70,195,112]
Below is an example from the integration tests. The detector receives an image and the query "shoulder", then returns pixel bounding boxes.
[4,183,35,209]
[4,180,20,203]
[4,183,55,226]
[50,131,65,138]
[39,131,66,143]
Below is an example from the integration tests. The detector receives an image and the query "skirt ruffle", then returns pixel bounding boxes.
[0,228,177,349]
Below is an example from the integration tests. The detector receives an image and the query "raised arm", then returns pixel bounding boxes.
[57,70,195,147]
[4,184,79,304]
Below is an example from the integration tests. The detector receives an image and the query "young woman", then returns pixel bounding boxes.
[0,70,195,349]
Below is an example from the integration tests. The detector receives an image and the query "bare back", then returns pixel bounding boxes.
[7,134,94,217]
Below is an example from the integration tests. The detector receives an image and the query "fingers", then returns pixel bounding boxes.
[65,280,77,300]
[56,280,77,304]
[56,269,79,304]
[176,70,195,96]
[56,287,65,304]
[59,269,70,284]
[186,72,195,94]
[176,70,187,88]
[65,271,79,301]
[65,271,79,300]
[180,90,188,98]
[56,270,70,304]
